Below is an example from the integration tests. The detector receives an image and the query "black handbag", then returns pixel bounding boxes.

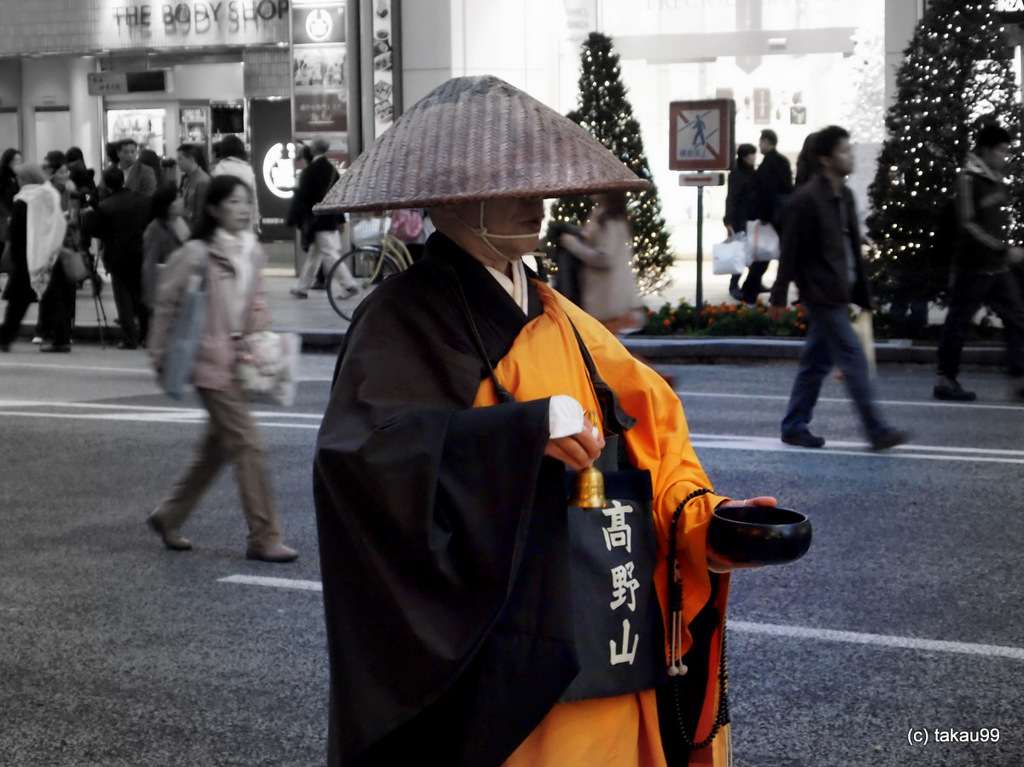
[556,322,666,702]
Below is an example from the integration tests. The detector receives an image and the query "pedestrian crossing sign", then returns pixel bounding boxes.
[669,99,734,172]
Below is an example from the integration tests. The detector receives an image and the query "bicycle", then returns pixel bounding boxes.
[326,213,414,320]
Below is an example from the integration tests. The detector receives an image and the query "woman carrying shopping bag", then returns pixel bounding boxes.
[147,174,299,563]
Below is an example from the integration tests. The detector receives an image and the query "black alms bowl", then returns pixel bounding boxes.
[708,506,812,567]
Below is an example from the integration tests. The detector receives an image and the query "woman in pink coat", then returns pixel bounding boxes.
[146,174,298,563]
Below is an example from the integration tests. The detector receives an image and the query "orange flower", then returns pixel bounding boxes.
[663,319,671,326]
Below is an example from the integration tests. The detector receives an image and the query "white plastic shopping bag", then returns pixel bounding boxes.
[746,220,780,262]
[712,238,750,275]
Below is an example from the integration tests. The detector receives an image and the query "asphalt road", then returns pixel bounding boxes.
[2,347,1023,767]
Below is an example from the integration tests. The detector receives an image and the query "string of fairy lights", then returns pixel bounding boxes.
[548,32,673,294]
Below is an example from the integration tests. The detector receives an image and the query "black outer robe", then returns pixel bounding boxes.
[314,234,584,767]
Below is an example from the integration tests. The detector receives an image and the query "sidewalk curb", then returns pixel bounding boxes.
[53,323,1005,366]
[622,337,1004,366]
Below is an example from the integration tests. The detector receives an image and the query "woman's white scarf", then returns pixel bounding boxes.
[213,227,256,335]
[15,183,67,298]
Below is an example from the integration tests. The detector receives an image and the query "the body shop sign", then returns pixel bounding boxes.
[106,1,289,45]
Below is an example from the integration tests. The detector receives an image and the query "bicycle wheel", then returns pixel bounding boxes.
[326,247,404,320]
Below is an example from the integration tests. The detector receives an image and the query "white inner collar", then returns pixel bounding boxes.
[484,259,529,315]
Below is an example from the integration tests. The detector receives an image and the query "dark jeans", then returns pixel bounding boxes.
[937,270,1024,379]
[1,262,75,347]
[740,260,770,303]
[782,302,887,440]
[38,259,76,346]
[111,269,146,346]
[0,292,32,346]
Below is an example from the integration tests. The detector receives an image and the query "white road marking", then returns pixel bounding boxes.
[0,400,322,428]
[677,390,1024,412]
[0,360,333,382]
[730,621,1024,661]
[689,433,1024,464]
[217,575,1024,662]
[0,400,1018,460]
[218,575,323,592]
[0,361,153,375]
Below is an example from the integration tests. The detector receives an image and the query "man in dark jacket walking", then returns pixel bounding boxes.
[769,125,907,451]
[934,123,1024,401]
[85,166,149,348]
[289,138,354,298]
[740,129,792,303]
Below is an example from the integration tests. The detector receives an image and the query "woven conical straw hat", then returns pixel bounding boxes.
[316,75,650,213]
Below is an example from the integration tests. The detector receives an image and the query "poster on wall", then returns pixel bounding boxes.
[292,1,350,180]
[753,88,771,125]
[294,92,348,133]
[369,0,395,136]
[294,46,347,90]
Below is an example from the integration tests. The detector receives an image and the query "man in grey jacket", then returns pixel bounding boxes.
[769,125,907,451]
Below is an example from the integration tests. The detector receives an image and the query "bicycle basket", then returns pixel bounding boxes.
[350,214,393,247]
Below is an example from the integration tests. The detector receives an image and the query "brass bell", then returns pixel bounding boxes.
[569,463,608,509]
[568,409,607,510]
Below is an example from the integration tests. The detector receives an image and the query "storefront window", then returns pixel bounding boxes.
[580,0,883,254]
[107,108,167,157]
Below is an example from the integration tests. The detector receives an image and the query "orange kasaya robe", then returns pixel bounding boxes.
[472,282,733,767]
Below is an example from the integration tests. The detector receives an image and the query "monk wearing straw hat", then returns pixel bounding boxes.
[313,75,778,767]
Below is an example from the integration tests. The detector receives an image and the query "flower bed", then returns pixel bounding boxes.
[640,298,1009,343]
[642,299,810,337]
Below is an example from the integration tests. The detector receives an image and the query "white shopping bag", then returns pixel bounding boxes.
[712,238,750,275]
[853,309,876,378]
[746,220,780,262]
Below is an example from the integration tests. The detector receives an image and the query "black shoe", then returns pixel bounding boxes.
[756,283,772,293]
[781,430,825,448]
[39,343,71,353]
[870,428,909,452]
[117,341,138,350]
[933,376,976,401]
[729,286,744,301]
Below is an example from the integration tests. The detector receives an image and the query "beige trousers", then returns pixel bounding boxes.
[154,387,282,548]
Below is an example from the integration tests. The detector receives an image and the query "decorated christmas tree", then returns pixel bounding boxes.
[548,32,673,293]
[866,0,1021,310]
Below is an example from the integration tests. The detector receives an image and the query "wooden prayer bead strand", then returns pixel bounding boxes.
[667,487,731,751]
